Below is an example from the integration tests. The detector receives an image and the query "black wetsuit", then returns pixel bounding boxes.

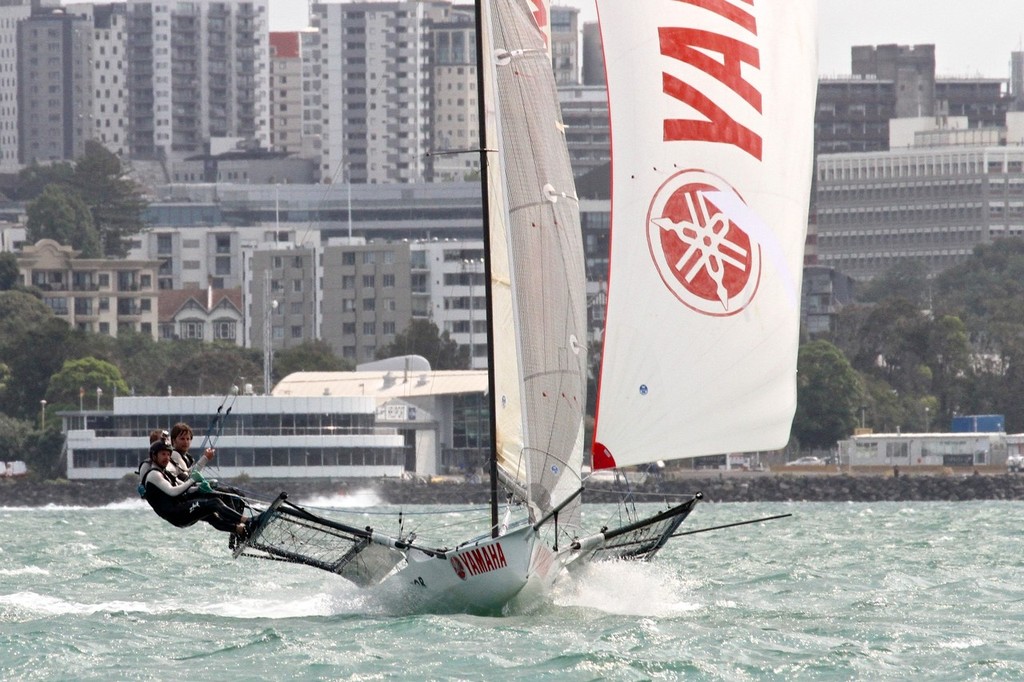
[139,463,244,534]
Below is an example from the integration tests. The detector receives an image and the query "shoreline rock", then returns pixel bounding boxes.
[3,471,1024,507]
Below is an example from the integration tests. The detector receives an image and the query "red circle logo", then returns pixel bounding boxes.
[450,555,467,580]
[647,170,760,316]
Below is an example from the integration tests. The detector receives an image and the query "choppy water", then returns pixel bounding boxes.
[2,494,1024,680]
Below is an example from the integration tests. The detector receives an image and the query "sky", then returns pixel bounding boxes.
[268,0,1024,79]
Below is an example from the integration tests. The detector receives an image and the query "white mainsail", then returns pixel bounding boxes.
[484,0,587,526]
[592,0,818,469]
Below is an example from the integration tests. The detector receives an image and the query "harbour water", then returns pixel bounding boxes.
[2,494,1024,680]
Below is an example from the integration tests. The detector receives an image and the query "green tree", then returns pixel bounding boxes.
[793,339,862,450]
[0,291,70,420]
[46,357,130,410]
[859,258,931,306]
[376,320,470,370]
[71,141,147,257]
[21,420,66,479]
[152,342,261,397]
[13,160,74,201]
[274,340,353,380]
[0,252,19,290]
[25,184,101,257]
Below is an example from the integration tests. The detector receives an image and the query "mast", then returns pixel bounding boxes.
[473,0,500,537]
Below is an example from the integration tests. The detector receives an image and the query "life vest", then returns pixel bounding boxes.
[139,465,197,528]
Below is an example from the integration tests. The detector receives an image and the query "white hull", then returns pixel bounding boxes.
[379,524,539,615]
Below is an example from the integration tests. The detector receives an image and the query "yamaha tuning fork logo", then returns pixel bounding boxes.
[647,169,761,316]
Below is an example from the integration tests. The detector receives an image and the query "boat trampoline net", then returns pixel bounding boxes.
[234,499,405,587]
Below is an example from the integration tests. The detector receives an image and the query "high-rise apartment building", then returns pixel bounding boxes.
[0,0,38,172]
[269,31,303,155]
[550,5,578,86]
[312,0,452,185]
[68,3,129,157]
[430,7,477,182]
[124,0,270,161]
[17,7,93,164]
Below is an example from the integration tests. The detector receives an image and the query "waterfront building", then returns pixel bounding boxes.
[61,369,488,480]
[17,238,160,336]
[838,432,1007,469]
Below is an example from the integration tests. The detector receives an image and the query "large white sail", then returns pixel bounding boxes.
[592,0,818,469]
[484,0,587,525]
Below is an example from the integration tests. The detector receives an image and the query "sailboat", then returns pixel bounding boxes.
[227,0,817,614]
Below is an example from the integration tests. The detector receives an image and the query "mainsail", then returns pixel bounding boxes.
[484,0,587,528]
[592,0,818,469]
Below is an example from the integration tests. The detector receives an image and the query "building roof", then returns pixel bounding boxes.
[158,288,242,322]
[269,31,300,59]
[273,370,488,398]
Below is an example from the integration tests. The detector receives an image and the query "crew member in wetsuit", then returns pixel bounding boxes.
[139,440,249,537]
[168,421,246,515]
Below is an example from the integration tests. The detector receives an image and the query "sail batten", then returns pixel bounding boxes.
[593,0,818,469]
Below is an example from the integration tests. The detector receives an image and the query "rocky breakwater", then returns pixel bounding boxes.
[5,472,1024,508]
[586,471,1024,503]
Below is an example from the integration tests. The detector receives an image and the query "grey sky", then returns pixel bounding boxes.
[269,0,1023,79]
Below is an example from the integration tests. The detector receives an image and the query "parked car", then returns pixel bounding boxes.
[785,456,825,466]
[1008,453,1024,473]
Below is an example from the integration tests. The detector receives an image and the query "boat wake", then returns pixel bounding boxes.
[552,560,702,618]
[296,488,383,509]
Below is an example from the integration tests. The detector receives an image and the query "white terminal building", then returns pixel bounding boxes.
[61,361,489,481]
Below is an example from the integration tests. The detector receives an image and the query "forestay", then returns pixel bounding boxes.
[485,0,587,528]
[592,0,818,469]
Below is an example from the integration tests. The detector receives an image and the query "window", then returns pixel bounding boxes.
[363,322,375,335]
[214,319,236,340]
[179,320,204,339]
[382,273,395,287]
[362,275,375,287]
[291,325,303,339]
[343,322,356,335]
[362,298,375,311]
[156,234,172,254]
[292,279,303,293]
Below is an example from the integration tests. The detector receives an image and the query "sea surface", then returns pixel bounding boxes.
[2,493,1024,681]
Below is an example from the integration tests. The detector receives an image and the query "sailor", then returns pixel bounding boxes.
[168,421,246,514]
[139,440,250,537]
[168,422,202,482]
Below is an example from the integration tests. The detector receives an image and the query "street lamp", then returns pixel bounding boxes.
[39,399,46,430]
[96,387,103,410]
[263,298,278,395]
